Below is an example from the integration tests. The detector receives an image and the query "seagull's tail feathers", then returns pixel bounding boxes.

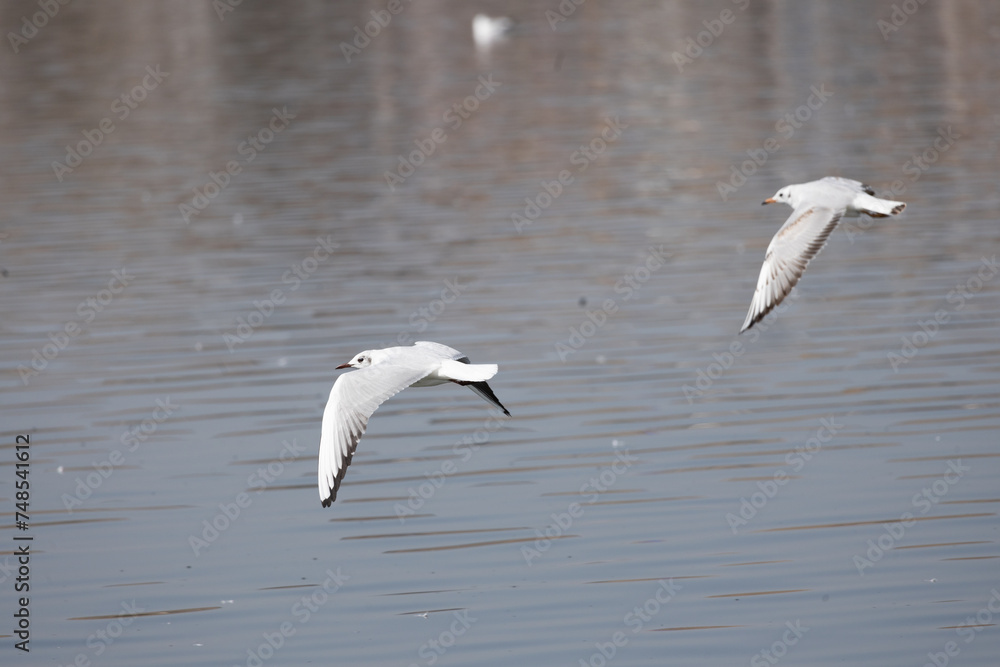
[857,193,906,218]
[438,359,498,383]
[440,357,510,416]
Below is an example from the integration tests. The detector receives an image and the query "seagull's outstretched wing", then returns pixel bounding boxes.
[820,175,875,195]
[413,340,464,358]
[319,362,430,506]
[740,205,844,333]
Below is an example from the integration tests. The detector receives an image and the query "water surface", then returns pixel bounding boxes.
[1,1,998,665]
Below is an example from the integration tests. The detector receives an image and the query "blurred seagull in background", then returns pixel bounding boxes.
[472,13,514,50]
[318,341,509,507]
[740,176,906,333]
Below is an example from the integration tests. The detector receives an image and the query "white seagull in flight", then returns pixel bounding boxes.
[740,176,906,333]
[318,341,509,507]
[472,14,514,50]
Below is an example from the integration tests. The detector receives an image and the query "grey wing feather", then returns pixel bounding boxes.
[820,176,874,196]
[414,340,463,359]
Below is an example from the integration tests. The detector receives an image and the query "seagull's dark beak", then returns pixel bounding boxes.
[336,363,352,369]
[762,197,776,205]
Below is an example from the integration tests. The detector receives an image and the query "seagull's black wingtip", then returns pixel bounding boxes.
[465,381,511,419]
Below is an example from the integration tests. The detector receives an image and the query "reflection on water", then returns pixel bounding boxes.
[1,1,998,665]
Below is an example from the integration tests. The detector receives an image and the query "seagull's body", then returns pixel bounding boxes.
[472,13,513,49]
[318,341,509,507]
[740,176,906,333]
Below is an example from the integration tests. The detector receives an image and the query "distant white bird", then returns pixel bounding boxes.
[472,13,513,49]
[740,176,906,333]
[318,341,509,507]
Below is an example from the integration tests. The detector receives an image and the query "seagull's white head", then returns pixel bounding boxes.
[762,185,796,208]
[336,350,378,370]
